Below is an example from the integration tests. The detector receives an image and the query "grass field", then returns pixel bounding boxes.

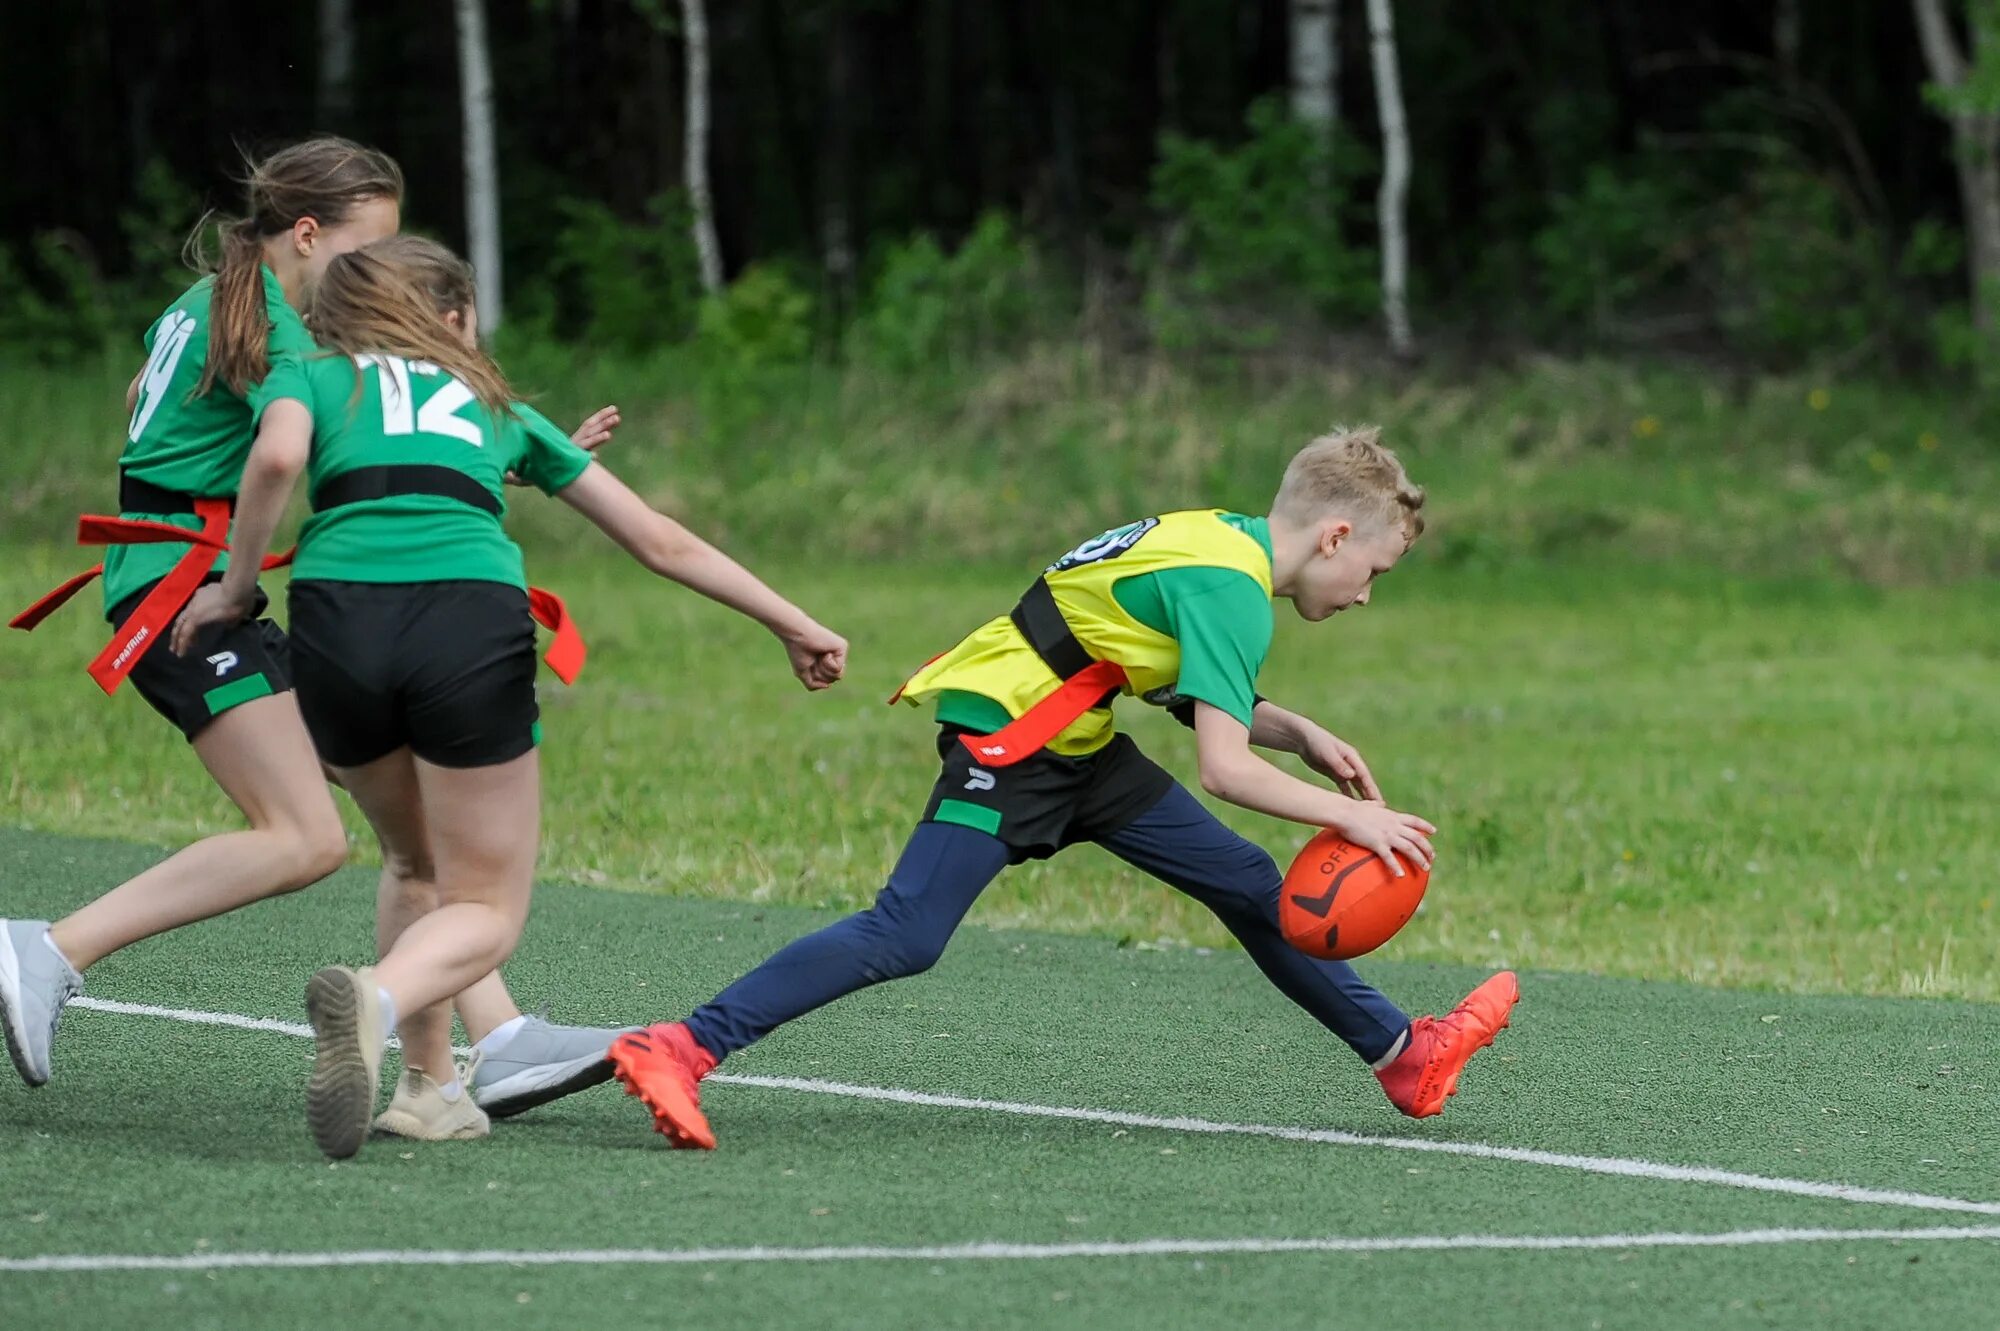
[3,829,1997,1329]
[4,349,1996,1324]
[3,550,1996,1001]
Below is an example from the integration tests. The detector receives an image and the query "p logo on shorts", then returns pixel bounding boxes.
[964,767,997,792]
[206,651,240,678]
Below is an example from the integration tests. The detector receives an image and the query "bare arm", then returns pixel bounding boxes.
[1193,701,1432,873]
[167,399,311,656]
[125,371,142,416]
[555,461,846,690]
[1247,699,1384,801]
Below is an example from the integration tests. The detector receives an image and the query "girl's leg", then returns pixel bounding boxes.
[49,693,348,970]
[683,821,1010,1061]
[1093,783,1412,1065]
[331,746,614,1121]
[369,749,543,1028]
[332,747,458,1082]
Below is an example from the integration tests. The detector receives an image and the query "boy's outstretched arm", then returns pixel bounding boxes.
[555,461,847,690]
[1248,699,1383,801]
[1193,700,1433,874]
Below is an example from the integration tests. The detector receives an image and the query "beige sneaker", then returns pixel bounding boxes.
[375,1066,491,1141]
[305,965,387,1160]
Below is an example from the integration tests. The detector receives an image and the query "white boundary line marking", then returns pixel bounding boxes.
[6,1226,2000,1274]
[69,996,2000,1218]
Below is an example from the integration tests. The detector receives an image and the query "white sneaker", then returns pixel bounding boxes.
[374,1067,491,1141]
[0,920,82,1087]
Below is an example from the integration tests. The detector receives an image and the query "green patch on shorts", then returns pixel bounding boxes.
[933,798,1002,836]
[531,720,543,747]
[203,672,272,717]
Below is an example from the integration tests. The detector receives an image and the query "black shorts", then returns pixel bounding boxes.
[287,579,540,770]
[921,725,1174,862]
[113,578,292,743]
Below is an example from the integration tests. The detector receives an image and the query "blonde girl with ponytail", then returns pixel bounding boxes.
[173,237,847,1159]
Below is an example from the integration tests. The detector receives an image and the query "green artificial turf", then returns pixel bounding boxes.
[2,829,1995,1330]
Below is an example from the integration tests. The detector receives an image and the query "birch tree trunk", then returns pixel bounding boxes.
[317,0,354,128]
[1774,0,1802,79]
[455,0,502,334]
[682,0,725,296]
[1290,0,1339,131]
[1913,0,2000,335]
[1365,0,1414,357]
[821,6,858,317]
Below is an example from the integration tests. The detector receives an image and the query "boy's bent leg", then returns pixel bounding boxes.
[683,821,1010,1060]
[1093,783,1411,1065]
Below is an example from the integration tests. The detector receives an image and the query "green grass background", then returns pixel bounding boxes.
[3,551,1995,1001]
[3,353,1998,1001]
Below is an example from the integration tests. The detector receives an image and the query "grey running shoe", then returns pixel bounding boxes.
[469,1016,627,1119]
[0,920,83,1088]
[305,965,386,1160]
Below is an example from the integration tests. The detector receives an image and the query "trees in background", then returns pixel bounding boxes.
[0,0,1991,375]
[318,0,355,130]
[455,0,503,333]
[1913,0,2000,339]
[1289,0,1339,133]
[1362,0,1412,358]
[681,0,724,296]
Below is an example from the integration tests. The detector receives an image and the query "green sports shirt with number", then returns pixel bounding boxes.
[258,352,594,587]
[102,267,317,613]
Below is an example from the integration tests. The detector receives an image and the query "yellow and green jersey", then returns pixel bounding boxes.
[259,352,593,587]
[102,267,316,612]
[901,509,1275,755]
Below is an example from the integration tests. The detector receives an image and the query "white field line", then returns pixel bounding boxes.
[6,1226,2000,1274]
[70,996,2000,1219]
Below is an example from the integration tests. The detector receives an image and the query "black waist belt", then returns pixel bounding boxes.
[119,471,220,516]
[1009,577,1119,709]
[310,464,502,517]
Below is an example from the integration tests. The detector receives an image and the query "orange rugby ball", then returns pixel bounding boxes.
[1278,830,1430,960]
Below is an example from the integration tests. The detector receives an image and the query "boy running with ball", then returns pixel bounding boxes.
[611,428,1517,1147]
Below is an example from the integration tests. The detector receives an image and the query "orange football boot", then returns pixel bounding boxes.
[609,1022,719,1149]
[1375,970,1519,1118]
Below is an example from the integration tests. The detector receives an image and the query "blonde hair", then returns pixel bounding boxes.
[361,234,479,321]
[189,137,404,398]
[309,240,513,415]
[1272,425,1426,542]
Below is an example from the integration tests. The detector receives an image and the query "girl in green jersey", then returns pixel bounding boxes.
[173,237,848,1159]
[0,139,401,1091]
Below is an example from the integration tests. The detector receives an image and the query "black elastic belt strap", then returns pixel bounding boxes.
[1009,576,1095,680]
[119,471,215,515]
[310,464,502,517]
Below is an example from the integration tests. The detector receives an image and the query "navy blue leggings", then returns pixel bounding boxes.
[684,782,1411,1064]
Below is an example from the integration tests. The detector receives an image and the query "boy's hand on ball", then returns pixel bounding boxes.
[1330,800,1435,876]
[1299,727,1382,801]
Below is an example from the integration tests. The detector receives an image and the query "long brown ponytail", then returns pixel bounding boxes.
[309,241,514,417]
[188,137,403,398]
